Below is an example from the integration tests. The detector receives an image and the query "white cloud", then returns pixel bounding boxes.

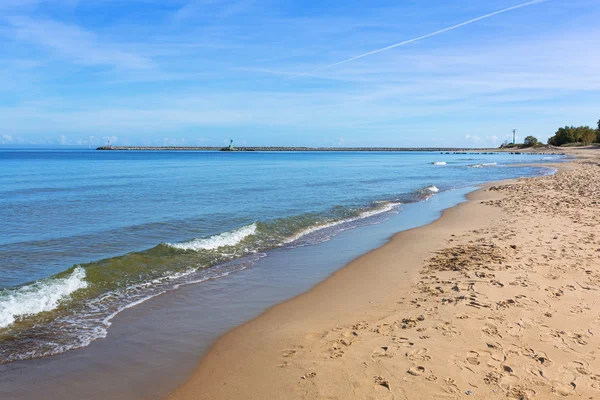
[465,134,481,143]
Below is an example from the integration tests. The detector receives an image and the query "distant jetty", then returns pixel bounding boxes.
[95,146,563,155]
[96,146,491,152]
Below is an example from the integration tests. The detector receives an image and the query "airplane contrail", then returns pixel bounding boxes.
[317,0,548,70]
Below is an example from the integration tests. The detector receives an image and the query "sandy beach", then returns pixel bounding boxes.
[171,148,600,399]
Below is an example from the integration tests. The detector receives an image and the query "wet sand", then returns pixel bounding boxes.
[172,148,600,399]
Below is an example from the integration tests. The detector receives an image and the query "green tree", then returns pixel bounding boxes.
[547,125,596,146]
[548,126,574,146]
[523,136,538,146]
[581,128,596,145]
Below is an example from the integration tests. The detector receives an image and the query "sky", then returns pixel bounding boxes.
[0,0,599,148]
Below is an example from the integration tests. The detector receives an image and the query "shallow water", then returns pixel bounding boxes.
[0,186,482,399]
[0,150,560,364]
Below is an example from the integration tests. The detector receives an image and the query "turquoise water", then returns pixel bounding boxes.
[0,149,560,362]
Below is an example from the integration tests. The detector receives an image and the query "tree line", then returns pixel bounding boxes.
[546,119,600,146]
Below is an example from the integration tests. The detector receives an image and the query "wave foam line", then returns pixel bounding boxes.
[0,267,88,329]
[470,162,498,168]
[284,202,399,244]
[167,223,257,251]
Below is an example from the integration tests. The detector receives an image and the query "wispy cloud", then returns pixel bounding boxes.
[317,0,549,70]
[171,0,253,23]
[6,17,153,70]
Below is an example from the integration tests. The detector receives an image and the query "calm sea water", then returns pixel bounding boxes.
[0,149,561,362]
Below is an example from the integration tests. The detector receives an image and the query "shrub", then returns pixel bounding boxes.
[523,136,538,147]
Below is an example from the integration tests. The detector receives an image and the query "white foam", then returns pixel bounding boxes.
[426,185,440,193]
[470,162,497,168]
[0,267,88,329]
[167,223,257,251]
[284,202,399,244]
[432,161,447,165]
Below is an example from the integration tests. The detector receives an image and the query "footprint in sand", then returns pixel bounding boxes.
[527,349,552,367]
[546,286,564,299]
[533,352,553,367]
[393,336,415,347]
[406,348,430,362]
[374,376,391,390]
[507,385,536,399]
[374,323,394,336]
[282,346,303,358]
[482,323,503,338]
[567,360,590,376]
[569,305,589,315]
[352,321,369,330]
[482,350,505,369]
[551,381,576,396]
[407,366,426,376]
[501,374,537,399]
[300,372,316,380]
[550,366,578,396]
[567,331,590,346]
[435,322,461,337]
[441,377,460,395]
[371,346,394,360]
[466,351,480,366]
[484,371,503,385]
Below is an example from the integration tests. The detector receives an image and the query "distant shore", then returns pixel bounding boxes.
[172,147,600,399]
[97,145,563,154]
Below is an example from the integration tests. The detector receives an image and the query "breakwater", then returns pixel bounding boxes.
[96,146,492,153]
[96,146,563,155]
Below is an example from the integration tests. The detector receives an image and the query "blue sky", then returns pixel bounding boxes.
[0,0,599,148]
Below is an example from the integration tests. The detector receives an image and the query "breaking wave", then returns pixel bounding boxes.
[0,267,88,329]
[284,202,399,244]
[166,223,257,251]
[413,185,441,200]
[469,162,498,168]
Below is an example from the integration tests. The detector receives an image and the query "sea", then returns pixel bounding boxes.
[0,149,561,376]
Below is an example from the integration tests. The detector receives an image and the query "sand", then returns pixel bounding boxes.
[171,148,600,399]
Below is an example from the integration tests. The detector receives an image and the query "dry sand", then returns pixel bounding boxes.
[172,149,600,399]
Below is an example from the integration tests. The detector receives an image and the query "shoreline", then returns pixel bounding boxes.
[171,150,599,399]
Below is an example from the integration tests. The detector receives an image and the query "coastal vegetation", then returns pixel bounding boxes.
[523,135,539,146]
[500,136,543,149]
[546,121,600,146]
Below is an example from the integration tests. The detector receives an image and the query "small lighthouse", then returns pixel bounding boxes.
[229,139,234,150]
